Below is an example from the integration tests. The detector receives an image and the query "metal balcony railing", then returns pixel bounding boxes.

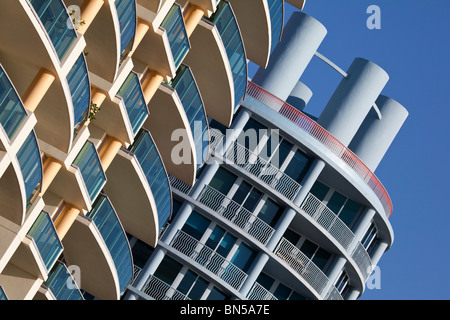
[246,81,393,217]
[169,229,248,290]
[141,275,191,300]
[246,282,278,300]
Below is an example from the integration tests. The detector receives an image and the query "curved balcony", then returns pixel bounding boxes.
[62,213,120,300]
[27,211,63,272]
[66,54,91,131]
[115,0,137,60]
[228,0,283,67]
[133,3,188,80]
[86,194,134,293]
[274,237,337,299]
[143,68,204,185]
[43,262,84,300]
[104,129,171,247]
[246,282,277,300]
[27,0,78,62]
[168,229,248,291]
[198,185,275,246]
[0,66,28,141]
[245,81,393,218]
[141,274,191,300]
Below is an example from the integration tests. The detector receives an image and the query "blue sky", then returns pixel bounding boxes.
[249,0,450,300]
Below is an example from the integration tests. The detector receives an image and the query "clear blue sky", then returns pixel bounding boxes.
[249,0,450,300]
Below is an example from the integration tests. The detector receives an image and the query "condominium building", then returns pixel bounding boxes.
[0,0,407,301]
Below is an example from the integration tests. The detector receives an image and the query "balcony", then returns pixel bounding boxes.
[104,129,171,247]
[227,0,283,67]
[43,262,84,300]
[245,81,393,218]
[27,0,78,61]
[62,213,121,299]
[169,229,248,291]
[86,194,133,293]
[115,0,137,60]
[274,237,335,299]
[132,3,188,80]
[246,282,277,300]
[0,66,28,141]
[67,53,91,131]
[72,140,106,202]
[27,211,63,271]
[198,185,275,246]
[143,67,204,185]
[141,274,190,300]
[17,131,43,210]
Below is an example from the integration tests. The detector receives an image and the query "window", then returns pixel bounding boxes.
[257,198,283,227]
[283,149,311,183]
[206,287,230,300]
[362,223,378,256]
[177,270,209,299]
[153,256,183,286]
[209,167,237,195]
[335,271,350,296]
[131,239,154,269]
[256,273,306,300]
[182,211,210,240]
[230,242,257,273]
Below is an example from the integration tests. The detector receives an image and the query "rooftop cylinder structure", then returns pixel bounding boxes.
[317,58,389,146]
[252,11,327,101]
[286,81,313,111]
[349,95,409,172]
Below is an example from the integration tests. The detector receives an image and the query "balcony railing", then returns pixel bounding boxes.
[66,53,90,130]
[28,0,77,61]
[161,4,190,69]
[27,211,63,271]
[128,129,172,230]
[0,66,28,140]
[198,185,275,245]
[44,262,84,300]
[169,229,248,290]
[16,131,43,207]
[246,81,393,217]
[117,72,149,135]
[72,141,106,202]
[216,131,302,201]
[274,238,334,298]
[246,282,278,300]
[267,0,283,53]
[86,194,133,293]
[170,65,209,167]
[114,0,137,58]
[141,275,191,300]
[300,193,373,280]
[210,1,247,109]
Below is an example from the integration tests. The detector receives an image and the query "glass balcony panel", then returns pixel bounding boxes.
[211,1,247,109]
[86,195,133,293]
[0,286,7,300]
[72,141,106,201]
[161,4,190,68]
[27,211,62,270]
[66,54,90,128]
[0,67,28,140]
[45,262,84,300]
[171,65,209,167]
[114,0,137,56]
[129,130,172,230]
[267,0,283,53]
[28,0,77,60]
[117,72,148,135]
[17,131,42,205]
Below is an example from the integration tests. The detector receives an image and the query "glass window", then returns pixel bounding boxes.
[242,188,263,212]
[182,211,210,240]
[232,181,252,204]
[310,181,330,201]
[257,198,283,227]
[209,167,236,195]
[327,192,347,215]
[283,229,300,246]
[256,273,275,291]
[283,149,311,183]
[230,242,256,272]
[177,269,208,299]
[339,200,361,228]
[131,239,154,269]
[273,283,292,300]
[207,287,229,300]
[270,138,293,169]
[154,256,183,285]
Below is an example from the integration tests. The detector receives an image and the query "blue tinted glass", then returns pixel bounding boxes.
[129,130,172,229]
[212,2,247,109]
[230,242,256,272]
[161,5,190,68]
[0,287,7,300]
[87,195,133,292]
[267,0,283,53]
[45,262,84,300]
[182,211,210,241]
[117,72,148,134]
[114,0,137,55]
[66,54,90,127]
[29,0,77,60]
[27,211,62,270]
[0,67,27,139]
[72,141,106,201]
[17,132,42,203]
[171,66,208,167]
